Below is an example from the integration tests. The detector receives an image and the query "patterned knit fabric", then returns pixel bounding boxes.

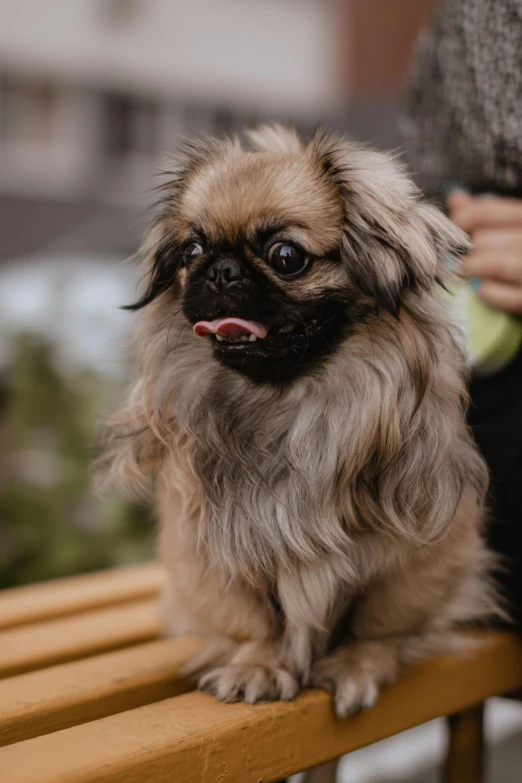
[404,0,522,627]
[403,0,522,200]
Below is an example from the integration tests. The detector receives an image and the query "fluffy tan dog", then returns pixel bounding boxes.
[101,125,498,716]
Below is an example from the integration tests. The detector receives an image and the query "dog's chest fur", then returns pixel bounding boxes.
[163,346,395,625]
[197,382,349,570]
[157,328,437,642]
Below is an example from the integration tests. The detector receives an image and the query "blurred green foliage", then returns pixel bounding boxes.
[0,332,153,588]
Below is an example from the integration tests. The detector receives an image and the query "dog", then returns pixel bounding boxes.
[100,125,498,717]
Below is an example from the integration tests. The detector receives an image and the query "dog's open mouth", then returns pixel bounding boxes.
[193,318,268,344]
[193,312,341,352]
[190,307,346,381]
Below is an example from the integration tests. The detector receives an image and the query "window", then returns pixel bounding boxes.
[103,93,159,158]
[0,74,60,146]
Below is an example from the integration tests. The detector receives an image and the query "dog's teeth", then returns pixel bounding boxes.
[248,334,257,342]
[216,334,224,342]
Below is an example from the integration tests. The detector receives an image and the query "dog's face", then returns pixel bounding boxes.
[129,127,467,385]
[178,149,352,383]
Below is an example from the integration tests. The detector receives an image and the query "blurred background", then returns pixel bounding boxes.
[0,0,425,588]
[0,1,520,780]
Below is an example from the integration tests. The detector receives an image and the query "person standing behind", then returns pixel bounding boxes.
[403,0,522,625]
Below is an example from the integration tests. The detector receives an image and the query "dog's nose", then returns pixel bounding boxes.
[206,258,244,292]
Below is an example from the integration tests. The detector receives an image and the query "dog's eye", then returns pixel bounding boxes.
[183,242,203,262]
[267,243,309,278]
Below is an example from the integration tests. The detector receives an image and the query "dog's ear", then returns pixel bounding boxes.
[309,129,469,316]
[123,224,182,312]
[125,135,243,312]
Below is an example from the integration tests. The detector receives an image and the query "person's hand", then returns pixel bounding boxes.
[448,191,522,316]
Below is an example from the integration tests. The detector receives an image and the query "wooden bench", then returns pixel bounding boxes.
[0,563,520,783]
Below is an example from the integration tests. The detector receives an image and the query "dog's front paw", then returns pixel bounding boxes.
[312,659,379,718]
[312,641,399,718]
[199,664,299,704]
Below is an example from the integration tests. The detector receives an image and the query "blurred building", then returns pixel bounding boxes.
[0,0,436,261]
[0,0,343,260]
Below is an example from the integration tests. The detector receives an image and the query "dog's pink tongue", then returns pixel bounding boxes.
[194,318,268,339]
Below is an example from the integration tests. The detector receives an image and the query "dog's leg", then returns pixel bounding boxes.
[160,499,299,704]
[165,566,299,703]
[312,521,490,717]
[312,634,402,717]
[169,570,299,703]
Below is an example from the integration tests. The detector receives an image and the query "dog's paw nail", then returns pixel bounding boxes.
[198,675,212,692]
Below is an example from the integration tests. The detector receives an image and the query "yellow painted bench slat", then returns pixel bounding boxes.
[0,600,162,679]
[0,563,163,631]
[0,637,200,747]
[1,632,521,783]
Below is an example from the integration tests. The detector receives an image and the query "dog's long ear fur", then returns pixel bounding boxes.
[309,129,470,315]
[98,136,242,494]
[95,389,165,500]
[125,136,242,312]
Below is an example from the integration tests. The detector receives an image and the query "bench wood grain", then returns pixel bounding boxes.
[0,638,201,747]
[1,631,521,783]
[0,600,163,678]
[0,563,164,631]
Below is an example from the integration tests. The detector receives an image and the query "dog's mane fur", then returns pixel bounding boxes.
[99,126,499,698]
